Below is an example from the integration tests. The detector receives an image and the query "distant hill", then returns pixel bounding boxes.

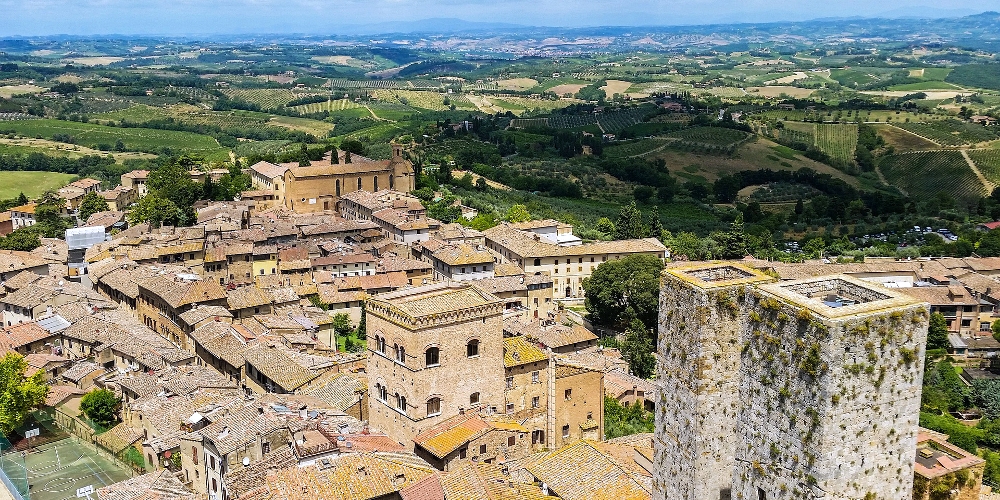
[339,18,527,35]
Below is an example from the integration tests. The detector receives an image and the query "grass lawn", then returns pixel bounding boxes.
[0,171,77,200]
[1,119,220,152]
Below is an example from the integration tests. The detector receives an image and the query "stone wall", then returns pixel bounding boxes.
[654,265,774,500]
[731,281,927,500]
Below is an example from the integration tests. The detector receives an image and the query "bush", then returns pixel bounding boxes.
[80,389,121,430]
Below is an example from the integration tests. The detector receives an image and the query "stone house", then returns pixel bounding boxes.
[366,283,506,447]
[913,428,985,500]
[120,169,150,196]
[412,411,529,471]
[135,274,229,349]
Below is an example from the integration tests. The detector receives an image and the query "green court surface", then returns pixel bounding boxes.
[11,437,132,500]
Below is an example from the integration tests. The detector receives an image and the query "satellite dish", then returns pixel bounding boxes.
[242,456,250,466]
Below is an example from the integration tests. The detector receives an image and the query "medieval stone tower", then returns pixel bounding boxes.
[654,263,776,500]
[656,265,929,500]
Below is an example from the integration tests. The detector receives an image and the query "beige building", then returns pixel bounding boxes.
[366,283,505,447]
[340,189,434,244]
[282,146,414,213]
[120,170,149,196]
[100,186,138,211]
[484,223,667,299]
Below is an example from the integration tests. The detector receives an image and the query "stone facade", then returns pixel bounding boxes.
[656,266,929,500]
[655,263,776,500]
[365,284,506,447]
[733,276,927,500]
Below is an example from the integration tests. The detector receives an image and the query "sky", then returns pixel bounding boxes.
[0,0,992,36]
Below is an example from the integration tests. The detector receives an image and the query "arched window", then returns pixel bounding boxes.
[467,339,480,358]
[425,347,439,367]
[336,179,341,197]
[395,393,406,413]
[389,173,394,189]
[427,397,441,417]
[373,175,378,191]
[376,336,386,354]
[358,177,362,190]
[470,392,480,405]
[395,344,406,364]
[377,384,387,401]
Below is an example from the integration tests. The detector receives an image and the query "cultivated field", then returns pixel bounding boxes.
[290,99,364,114]
[600,80,633,96]
[0,119,221,152]
[879,151,986,201]
[874,124,940,152]
[895,120,999,147]
[746,86,815,98]
[222,89,328,110]
[268,116,336,137]
[496,78,539,91]
[0,171,77,200]
[0,137,156,162]
[547,84,587,96]
[967,149,1000,185]
[0,85,45,98]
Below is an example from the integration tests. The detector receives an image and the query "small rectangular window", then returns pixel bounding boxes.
[532,371,539,383]
[505,377,513,390]
[564,389,572,400]
[562,425,569,438]
[479,444,486,454]
[531,396,539,408]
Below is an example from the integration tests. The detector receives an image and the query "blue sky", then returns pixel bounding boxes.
[0,0,989,35]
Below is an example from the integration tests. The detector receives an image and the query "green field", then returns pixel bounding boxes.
[968,149,1000,185]
[603,138,672,158]
[814,123,858,163]
[289,99,364,114]
[0,171,77,200]
[665,126,750,147]
[895,120,999,147]
[879,151,986,202]
[0,119,221,152]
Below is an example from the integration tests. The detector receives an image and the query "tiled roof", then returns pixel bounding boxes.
[523,440,651,500]
[372,283,500,319]
[1,322,53,350]
[121,169,149,180]
[439,461,554,500]
[484,224,665,259]
[242,344,318,392]
[227,285,274,310]
[136,275,228,308]
[504,336,549,368]
[178,305,233,326]
[85,211,125,228]
[604,368,654,398]
[431,243,494,266]
[224,447,298,499]
[250,161,290,180]
[413,412,492,458]
[301,372,364,411]
[505,321,598,350]
[61,361,103,382]
[399,473,445,500]
[0,250,48,272]
[379,256,432,273]
[96,470,197,500]
[254,452,435,500]
[96,423,144,453]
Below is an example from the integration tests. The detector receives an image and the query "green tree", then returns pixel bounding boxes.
[604,396,654,439]
[973,380,1000,420]
[803,237,826,259]
[0,228,42,251]
[0,353,49,435]
[128,196,181,228]
[595,217,616,236]
[15,192,27,205]
[927,312,950,350]
[33,192,71,238]
[147,158,201,211]
[979,228,1000,257]
[331,313,354,351]
[647,207,663,241]
[79,191,109,221]
[505,204,531,223]
[583,254,664,329]
[621,318,656,379]
[355,303,367,340]
[80,388,121,430]
[614,201,647,240]
[992,319,1000,343]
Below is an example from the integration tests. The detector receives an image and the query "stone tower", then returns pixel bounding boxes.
[365,283,505,447]
[732,275,927,500]
[654,263,776,500]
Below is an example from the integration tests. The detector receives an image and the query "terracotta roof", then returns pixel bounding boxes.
[68,178,102,190]
[439,461,554,500]
[604,368,654,399]
[96,423,144,453]
[484,223,665,259]
[505,321,598,350]
[178,305,233,326]
[253,452,435,500]
[227,285,274,310]
[432,244,494,266]
[10,203,36,215]
[250,161,290,179]
[62,361,103,382]
[371,283,501,319]
[121,169,149,180]
[96,469,197,500]
[313,253,377,267]
[1,322,53,350]
[523,440,651,500]
[899,285,978,306]
[399,473,445,500]
[0,250,48,272]
[86,211,126,228]
[242,344,318,392]
[136,275,228,308]
[504,336,549,368]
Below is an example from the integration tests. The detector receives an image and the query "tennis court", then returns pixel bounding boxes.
[8,437,132,500]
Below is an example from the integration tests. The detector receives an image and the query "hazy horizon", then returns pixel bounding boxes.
[0,0,988,37]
